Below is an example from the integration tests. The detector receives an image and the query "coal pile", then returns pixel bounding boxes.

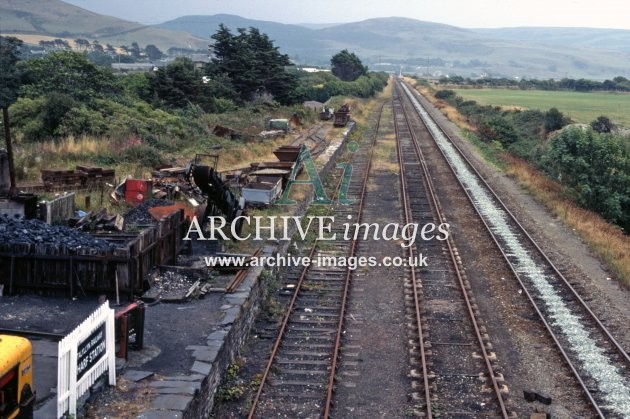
[123,199,173,229]
[0,214,116,253]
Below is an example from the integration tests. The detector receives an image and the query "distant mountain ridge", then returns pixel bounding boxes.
[158,14,630,79]
[0,0,207,50]
[473,27,630,54]
[3,0,630,79]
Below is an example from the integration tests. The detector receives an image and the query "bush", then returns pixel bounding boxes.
[435,89,456,100]
[122,144,165,168]
[57,106,109,137]
[544,107,569,132]
[295,71,388,103]
[590,115,615,133]
[543,127,630,230]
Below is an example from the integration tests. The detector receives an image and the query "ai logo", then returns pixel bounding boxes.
[276,144,356,205]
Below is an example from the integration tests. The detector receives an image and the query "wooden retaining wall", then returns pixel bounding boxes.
[42,193,76,224]
[0,209,188,298]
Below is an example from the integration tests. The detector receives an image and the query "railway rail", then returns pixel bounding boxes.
[393,84,510,418]
[398,79,630,417]
[247,104,385,418]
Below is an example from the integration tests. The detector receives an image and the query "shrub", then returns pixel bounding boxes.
[122,144,165,168]
[543,127,630,230]
[435,89,456,100]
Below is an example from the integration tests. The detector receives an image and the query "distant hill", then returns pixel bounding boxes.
[158,15,630,79]
[0,0,207,50]
[473,27,630,54]
[156,14,327,57]
[4,2,630,80]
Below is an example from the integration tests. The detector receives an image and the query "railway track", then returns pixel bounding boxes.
[247,103,385,418]
[398,79,630,417]
[393,84,510,418]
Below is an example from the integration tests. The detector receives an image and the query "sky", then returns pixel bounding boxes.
[63,0,630,29]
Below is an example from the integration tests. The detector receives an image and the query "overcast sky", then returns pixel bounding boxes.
[64,0,629,29]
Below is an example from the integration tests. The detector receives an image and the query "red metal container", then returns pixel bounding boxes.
[124,179,152,205]
[125,190,146,205]
[126,179,149,193]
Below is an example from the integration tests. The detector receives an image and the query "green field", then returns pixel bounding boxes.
[452,88,630,127]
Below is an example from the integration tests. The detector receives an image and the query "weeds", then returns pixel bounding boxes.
[216,359,247,403]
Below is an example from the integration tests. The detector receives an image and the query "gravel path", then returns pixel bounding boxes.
[331,102,411,418]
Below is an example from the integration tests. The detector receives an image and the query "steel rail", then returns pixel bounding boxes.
[395,83,510,418]
[225,248,262,293]
[248,102,386,419]
[392,93,434,418]
[322,102,385,418]
[399,79,630,417]
[402,80,629,365]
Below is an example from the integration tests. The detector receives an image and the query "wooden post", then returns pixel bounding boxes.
[2,107,16,196]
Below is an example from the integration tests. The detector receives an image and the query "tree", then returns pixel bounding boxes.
[41,93,79,136]
[92,40,104,53]
[330,50,368,82]
[19,51,119,102]
[145,44,163,61]
[149,57,200,108]
[149,57,236,111]
[0,36,22,194]
[591,115,615,133]
[208,25,297,104]
[74,38,90,51]
[130,42,141,59]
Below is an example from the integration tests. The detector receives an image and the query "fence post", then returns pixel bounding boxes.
[106,306,116,385]
[68,343,78,416]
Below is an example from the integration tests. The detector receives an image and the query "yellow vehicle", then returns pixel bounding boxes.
[0,335,35,419]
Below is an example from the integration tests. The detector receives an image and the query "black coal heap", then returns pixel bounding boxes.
[0,214,116,253]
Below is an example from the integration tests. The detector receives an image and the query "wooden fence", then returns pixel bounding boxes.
[57,300,116,418]
[42,192,75,225]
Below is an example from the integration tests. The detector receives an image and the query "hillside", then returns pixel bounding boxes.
[474,27,630,54]
[159,15,630,79]
[0,0,206,50]
[156,14,329,59]
[4,1,630,79]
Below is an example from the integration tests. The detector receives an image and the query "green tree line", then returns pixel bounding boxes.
[438,75,630,93]
[1,28,386,145]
